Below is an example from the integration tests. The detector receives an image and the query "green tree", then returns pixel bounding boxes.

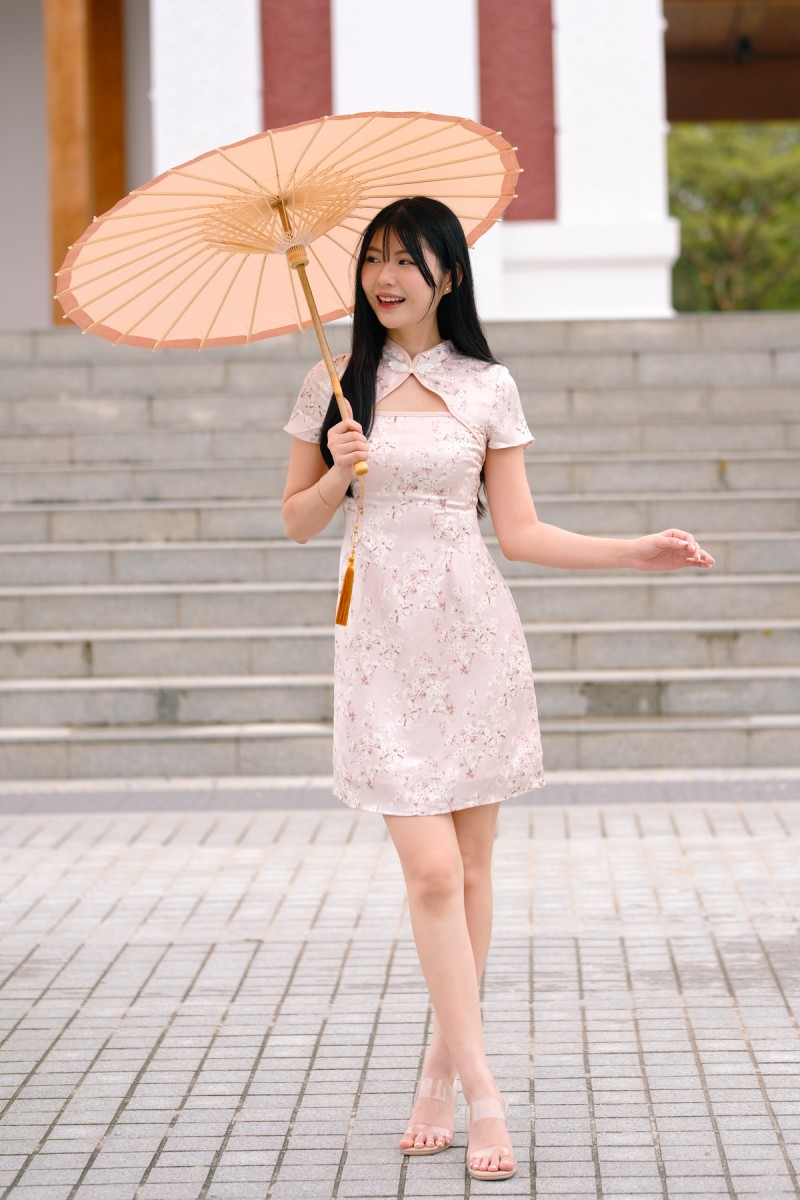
[668,123,800,311]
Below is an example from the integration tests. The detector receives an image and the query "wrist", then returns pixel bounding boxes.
[617,538,637,569]
[329,463,353,486]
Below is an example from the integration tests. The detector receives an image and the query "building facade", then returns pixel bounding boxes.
[2,0,678,329]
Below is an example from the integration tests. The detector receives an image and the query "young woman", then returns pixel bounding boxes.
[282,197,714,1181]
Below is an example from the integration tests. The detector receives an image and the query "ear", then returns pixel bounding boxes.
[443,265,463,294]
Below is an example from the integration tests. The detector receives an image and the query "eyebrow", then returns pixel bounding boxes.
[367,244,411,256]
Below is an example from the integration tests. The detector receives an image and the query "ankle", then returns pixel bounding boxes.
[460,1069,499,1105]
[421,1052,457,1084]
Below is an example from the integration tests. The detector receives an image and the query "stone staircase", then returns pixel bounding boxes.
[0,313,798,782]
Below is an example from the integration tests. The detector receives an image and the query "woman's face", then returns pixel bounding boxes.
[360,228,450,342]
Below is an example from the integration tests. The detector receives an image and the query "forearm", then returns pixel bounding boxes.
[283,466,352,543]
[506,519,635,570]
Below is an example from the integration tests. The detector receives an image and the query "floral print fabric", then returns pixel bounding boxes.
[283,339,544,815]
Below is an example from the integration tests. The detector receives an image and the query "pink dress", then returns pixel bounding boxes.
[283,339,544,816]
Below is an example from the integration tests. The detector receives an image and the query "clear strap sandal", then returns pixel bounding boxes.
[400,1075,458,1155]
[466,1093,517,1180]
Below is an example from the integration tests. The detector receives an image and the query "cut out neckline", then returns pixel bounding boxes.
[376,371,450,416]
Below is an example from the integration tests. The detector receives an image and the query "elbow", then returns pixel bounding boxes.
[499,540,522,562]
[496,527,525,562]
[282,504,309,545]
[496,517,538,563]
[284,526,309,546]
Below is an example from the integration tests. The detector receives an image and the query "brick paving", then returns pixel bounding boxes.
[1,789,799,1199]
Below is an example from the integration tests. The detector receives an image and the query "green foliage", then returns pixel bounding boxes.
[668,123,800,311]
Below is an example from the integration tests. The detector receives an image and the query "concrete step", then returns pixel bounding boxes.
[6,390,800,433]
[6,499,800,552]
[3,327,800,394]
[1,444,798,518]
[1,314,797,782]
[1,619,796,680]
[0,574,796,632]
[0,530,797,587]
[0,499,308,544]
[0,722,335,780]
[0,454,797,503]
[0,323,351,364]
[0,667,797,728]
[0,438,797,500]
[1,712,797,780]
[5,313,800,364]
[2,416,800,458]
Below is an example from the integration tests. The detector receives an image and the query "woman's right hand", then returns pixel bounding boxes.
[327,398,369,479]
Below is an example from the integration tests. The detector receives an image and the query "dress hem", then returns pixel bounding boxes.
[334,776,546,817]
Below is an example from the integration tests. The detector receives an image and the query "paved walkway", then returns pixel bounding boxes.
[1,781,799,1199]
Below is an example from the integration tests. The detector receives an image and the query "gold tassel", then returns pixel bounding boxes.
[335,475,365,627]
[335,552,355,626]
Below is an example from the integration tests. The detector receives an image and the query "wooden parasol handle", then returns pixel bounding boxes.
[285,244,368,477]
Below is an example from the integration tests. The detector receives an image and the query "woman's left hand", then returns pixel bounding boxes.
[628,529,715,572]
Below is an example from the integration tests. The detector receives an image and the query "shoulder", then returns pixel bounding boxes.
[284,352,351,442]
[299,352,351,392]
[449,352,509,384]
[448,353,516,402]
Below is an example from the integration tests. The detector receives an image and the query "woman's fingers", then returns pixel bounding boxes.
[327,403,368,474]
[661,529,715,566]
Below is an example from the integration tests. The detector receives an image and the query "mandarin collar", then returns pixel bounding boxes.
[381,339,455,375]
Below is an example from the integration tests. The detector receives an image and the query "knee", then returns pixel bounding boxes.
[461,846,492,894]
[406,856,464,910]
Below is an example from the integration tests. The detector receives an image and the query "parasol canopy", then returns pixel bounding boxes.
[56,110,521,626]
[56,110,520,350]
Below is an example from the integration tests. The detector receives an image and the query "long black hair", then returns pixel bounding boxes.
[317,197,497,517]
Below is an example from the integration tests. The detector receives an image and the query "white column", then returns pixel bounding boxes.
[149,0,262,175]
[331,0,504,318]
[489,0,679,320]
[331,0,479,119]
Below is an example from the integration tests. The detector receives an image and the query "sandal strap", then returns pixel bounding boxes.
[405,1122,452,1138]
[467,1095,508,1124]
[415,1076,457,1106]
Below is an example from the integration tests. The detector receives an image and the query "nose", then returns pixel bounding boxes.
[376,259,396,286]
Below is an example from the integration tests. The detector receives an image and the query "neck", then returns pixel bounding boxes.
[387,323,442,360]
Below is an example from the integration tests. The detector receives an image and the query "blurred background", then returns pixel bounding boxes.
[2,0,798,328]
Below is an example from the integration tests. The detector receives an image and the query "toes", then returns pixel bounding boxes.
[469,1150,514,1174]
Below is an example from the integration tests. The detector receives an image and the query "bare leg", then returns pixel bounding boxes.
[386,804,514,1173]
[421,802,499,1079]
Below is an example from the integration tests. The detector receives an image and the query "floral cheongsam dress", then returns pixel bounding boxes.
[283,339,544,815]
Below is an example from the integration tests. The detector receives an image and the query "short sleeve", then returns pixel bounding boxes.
[283,354,349,443]
[486,366,534,450]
